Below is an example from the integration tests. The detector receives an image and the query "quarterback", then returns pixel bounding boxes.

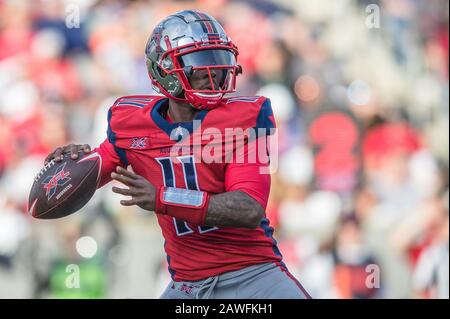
[45,10,310,299]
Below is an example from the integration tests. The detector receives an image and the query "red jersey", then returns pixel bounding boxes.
[94,95,282,281]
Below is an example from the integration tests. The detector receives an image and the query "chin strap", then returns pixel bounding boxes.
[155,186,210,225]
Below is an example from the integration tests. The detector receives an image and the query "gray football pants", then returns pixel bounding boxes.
[160,262,311,299]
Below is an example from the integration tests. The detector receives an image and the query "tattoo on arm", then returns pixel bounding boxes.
[205,191,265,229]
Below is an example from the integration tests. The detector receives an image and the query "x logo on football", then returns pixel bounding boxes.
[41,163,71,200]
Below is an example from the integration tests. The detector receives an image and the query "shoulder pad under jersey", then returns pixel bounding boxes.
[204,96,276,137]
[106,95,167,163]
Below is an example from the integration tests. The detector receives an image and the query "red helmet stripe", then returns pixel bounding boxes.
[196,11,218,33]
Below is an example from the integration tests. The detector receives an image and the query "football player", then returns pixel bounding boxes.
[45,10,310,299]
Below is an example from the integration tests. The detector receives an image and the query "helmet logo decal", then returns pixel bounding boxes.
[152,26,164,54]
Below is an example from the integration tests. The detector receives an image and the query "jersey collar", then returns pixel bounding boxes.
[150,98,208,141]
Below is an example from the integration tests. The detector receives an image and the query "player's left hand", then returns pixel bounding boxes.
[111,166,156,211]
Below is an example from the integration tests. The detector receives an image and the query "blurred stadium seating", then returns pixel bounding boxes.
[0,0,448,299]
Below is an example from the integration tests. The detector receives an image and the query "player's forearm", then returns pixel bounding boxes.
[152,187,264,228]
[204,190,265,229]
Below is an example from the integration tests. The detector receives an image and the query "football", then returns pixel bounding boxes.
[28,152,102,219]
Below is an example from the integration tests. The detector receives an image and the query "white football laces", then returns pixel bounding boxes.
[34,159,56,182]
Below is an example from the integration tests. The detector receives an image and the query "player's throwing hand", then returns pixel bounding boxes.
[111,166,157,211]
[44,144,91,165]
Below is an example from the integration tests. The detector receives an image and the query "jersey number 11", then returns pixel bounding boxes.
[156,155,218,236]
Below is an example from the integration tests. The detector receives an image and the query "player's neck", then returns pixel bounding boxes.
[168,99,199,122]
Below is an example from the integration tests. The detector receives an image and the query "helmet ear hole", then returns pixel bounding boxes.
[150,59,166,79]
[156,66,166,78]
[147,59,165,79]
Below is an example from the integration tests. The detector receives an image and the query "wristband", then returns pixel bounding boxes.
[155,186,209,225]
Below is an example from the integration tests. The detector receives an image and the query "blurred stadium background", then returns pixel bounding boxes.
[0,0,448,299]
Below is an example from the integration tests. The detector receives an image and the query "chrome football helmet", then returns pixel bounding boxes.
[145,10,242,110]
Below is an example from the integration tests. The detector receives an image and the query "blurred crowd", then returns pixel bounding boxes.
[0,0,448,299]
